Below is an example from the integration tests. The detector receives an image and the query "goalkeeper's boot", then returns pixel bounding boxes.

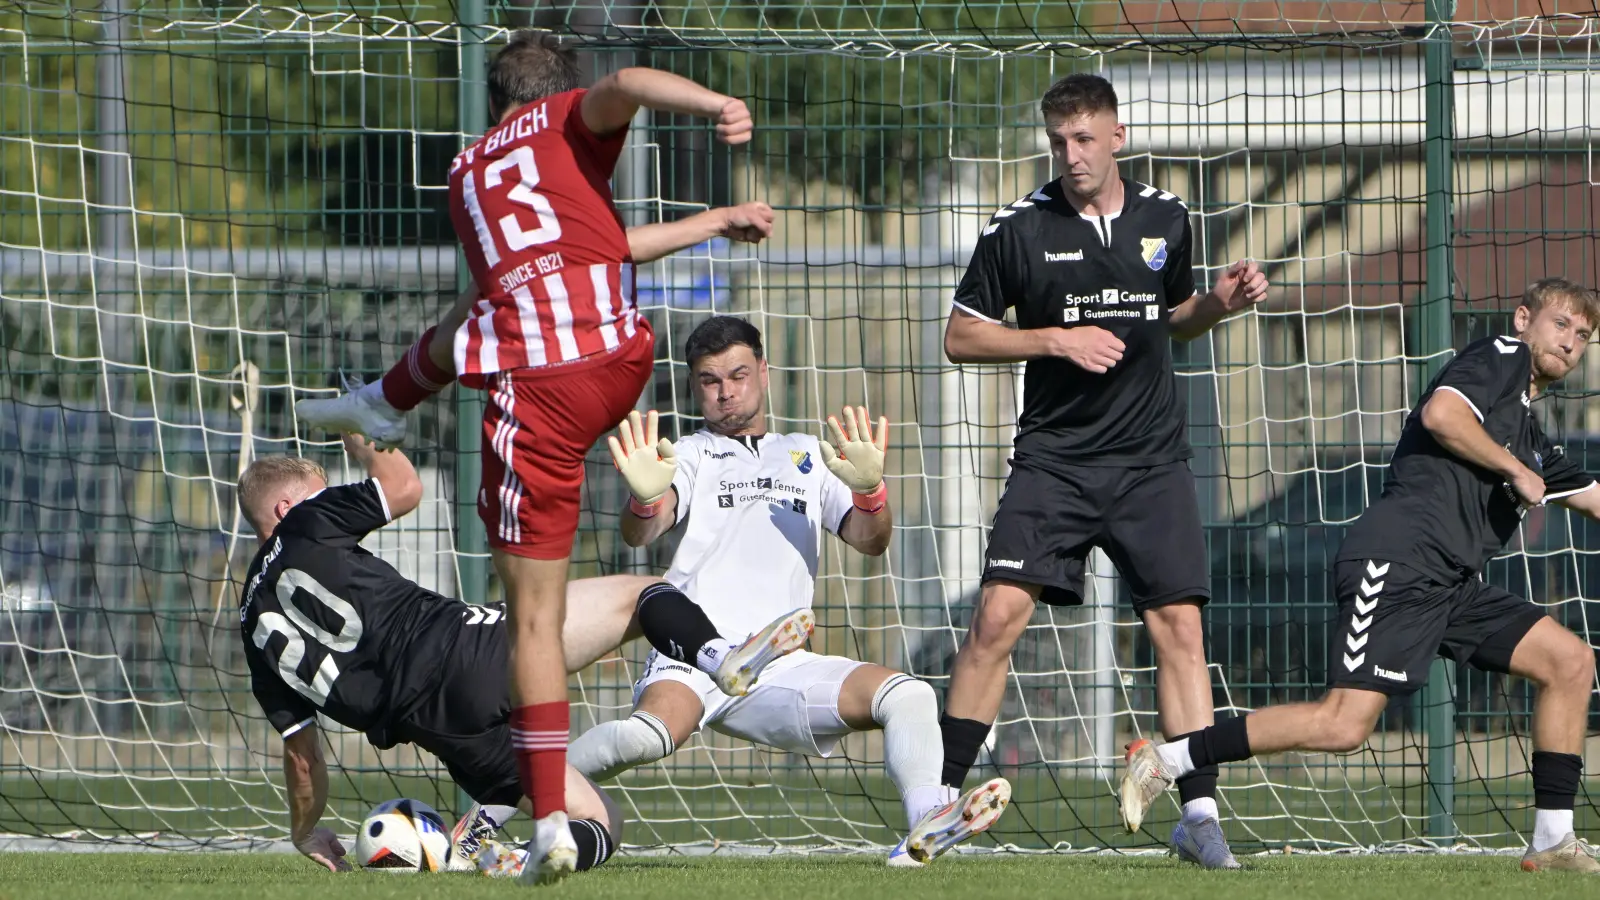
[1521,833,1600,873]
[713,608,814,697]
[1119,739,1174,833]
[449,802,500,868]
[476,840,526,878]
[517,810,578,886]
[295,380,407,448]
[902,777,1012,864]
[1172,817,1242,870]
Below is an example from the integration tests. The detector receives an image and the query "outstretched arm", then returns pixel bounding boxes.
[284,726,350,872]
[627,203,775,264]
[581,68,752,143]
[343,433,423,521]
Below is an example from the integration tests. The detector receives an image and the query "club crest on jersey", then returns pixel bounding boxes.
[790,450,814,474]
[1140,237,1169,271]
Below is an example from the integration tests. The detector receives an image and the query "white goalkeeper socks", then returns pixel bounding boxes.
[1532,808,1574,852]
[568,711,675,782]
[1158,737,1197,779]
[695,639,737,677]
[1181,797,1219,823]
[870,673,947,829]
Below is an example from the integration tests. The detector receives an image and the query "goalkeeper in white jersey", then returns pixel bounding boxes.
[570,316,1011,866]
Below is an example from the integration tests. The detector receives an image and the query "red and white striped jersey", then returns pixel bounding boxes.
[447,88,642,386]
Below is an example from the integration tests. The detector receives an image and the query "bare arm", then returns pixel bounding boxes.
[944,309,1126,373]
[581,68,751,142]
[1167,260,1270,342]
[627,203,775,264]
[284,726,350,871]
[343,434,423,520]
[838,501,893,556]
[1554,483,1600,518]
[621,487,680,548]
[1420,391,1544,504]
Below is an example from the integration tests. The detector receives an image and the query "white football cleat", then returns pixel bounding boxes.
[713,608,814,697]
[449,802,499,869]
[885,836,926,868]
[1119,738,1174,834]
[476,839,526,878]
[517,810,578,886]
[1171,817,1241,870]
[903,777,1011,864]
[295,381,408,448]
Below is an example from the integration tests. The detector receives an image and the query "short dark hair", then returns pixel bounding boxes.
[487,30,581,121]
[685,316,764,369]
[1040,74,1118,121]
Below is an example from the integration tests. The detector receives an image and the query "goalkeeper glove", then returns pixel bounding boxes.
[608,410,677,516]
[819,405,889,513]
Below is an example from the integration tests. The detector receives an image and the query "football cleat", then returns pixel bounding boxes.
[475,839,526,878]
[449,802,500,868]
[885,836,926,868]
[517,810,578,886]
[295,380,408,448]
[1119,739,1174,834]
[1172,817,1241,870]
[903,777,1011,864]
[713,608,814,697]
[1521,833,1600,874]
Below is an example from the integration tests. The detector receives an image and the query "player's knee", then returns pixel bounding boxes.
[968,589,1033,654]
[1545,636,1595,691]
[870,673,937,727]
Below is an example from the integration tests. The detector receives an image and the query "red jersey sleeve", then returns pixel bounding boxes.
[554,88,630,177]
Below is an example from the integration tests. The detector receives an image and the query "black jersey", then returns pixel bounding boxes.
[1338,336,1596,583]
[951,177,1197,468]
[239,479,488,747]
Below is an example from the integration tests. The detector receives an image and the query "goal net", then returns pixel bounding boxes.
[3,1,1598,854]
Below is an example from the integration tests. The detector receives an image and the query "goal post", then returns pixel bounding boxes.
[3,1,1599,854]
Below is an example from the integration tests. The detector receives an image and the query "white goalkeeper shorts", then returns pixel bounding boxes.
[632,649,866,757]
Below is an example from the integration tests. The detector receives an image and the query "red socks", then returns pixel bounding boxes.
[509,701,569,818]
[379,327,453,411]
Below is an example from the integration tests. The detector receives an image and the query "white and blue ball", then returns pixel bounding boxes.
[353,798,453,872]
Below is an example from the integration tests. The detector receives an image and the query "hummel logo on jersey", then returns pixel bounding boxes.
[989,558,1025,569]
[717,494,734,508]
[1521,391,1530,408]
[1140,237,1169,271]
[790,450,814,474]
[709,451,736,459]
[1374,665,1408,683]
[1044,250,1084,262]
[793,498,808,515]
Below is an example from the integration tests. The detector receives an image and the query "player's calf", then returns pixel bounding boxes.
[568,710,676,781]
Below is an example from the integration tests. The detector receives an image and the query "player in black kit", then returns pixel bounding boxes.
[237,435,768,874]
[1122,278,1600,873]
[937,73,1268,868]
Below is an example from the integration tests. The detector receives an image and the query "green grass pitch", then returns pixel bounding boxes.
[0,853,1585,900]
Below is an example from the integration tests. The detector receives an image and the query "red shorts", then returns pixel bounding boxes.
[479,325,654,559]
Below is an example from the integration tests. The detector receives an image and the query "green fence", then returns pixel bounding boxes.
[2,1,1599,853]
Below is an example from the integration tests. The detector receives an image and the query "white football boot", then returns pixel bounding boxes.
[712,608,815,697]
[900,777,1012,865]
[885,836,925,868]
[449,802,500,869]
[1119,738,1174,833]
[295,380,407,448]
[1171,817,1242,869]
[476,840,526,878]
[514,810,578,886]
[1521,833,1600,873]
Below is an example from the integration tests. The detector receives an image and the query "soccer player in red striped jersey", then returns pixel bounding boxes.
[295,31,768,885]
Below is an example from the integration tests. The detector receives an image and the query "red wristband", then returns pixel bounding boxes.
[629,496,665,518]
[852,483,888,514]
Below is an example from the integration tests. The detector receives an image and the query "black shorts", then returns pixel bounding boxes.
[1327,559,1547,696]
[392,622,522,807]
[982,460,1210,614]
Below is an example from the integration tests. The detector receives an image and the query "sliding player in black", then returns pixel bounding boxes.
[238,435,782,874]
[1121,278,1600,873]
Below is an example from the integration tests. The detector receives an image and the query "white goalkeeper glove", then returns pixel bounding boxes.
[608,409,678,509]
[819,406,889,504]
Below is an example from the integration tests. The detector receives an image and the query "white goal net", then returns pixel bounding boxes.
[2,1,1599,854]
